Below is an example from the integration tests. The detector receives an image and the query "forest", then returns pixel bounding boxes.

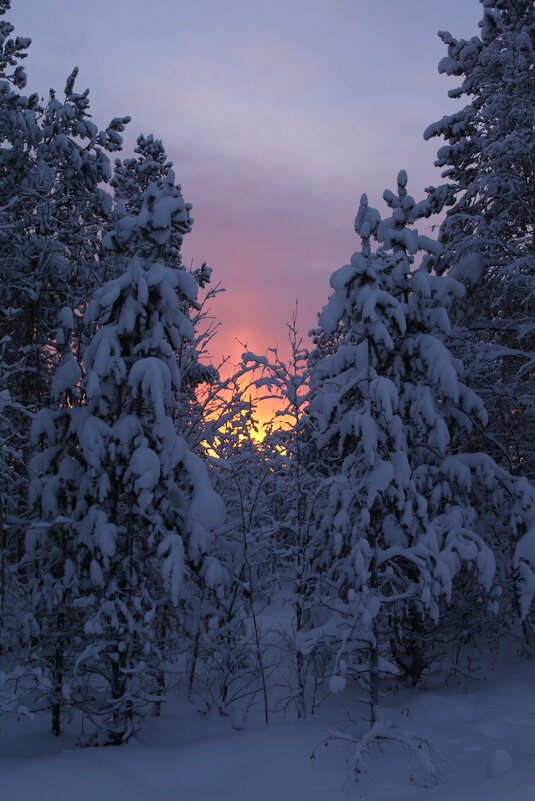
[0,0,534,798]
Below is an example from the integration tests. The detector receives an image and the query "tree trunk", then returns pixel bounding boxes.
[51,612,64,737]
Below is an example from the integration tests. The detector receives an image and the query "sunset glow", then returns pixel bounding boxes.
[14,0,481,392]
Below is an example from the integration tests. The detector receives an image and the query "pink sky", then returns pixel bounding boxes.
[13,0,482,373]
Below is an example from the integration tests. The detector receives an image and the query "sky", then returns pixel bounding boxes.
[12,0,482,378]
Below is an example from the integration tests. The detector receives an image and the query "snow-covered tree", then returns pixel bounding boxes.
[108,134,222,450]
[0,344,31,648]
[0,4,40,637]
[243,312,329,717]
[24,158,224,742]
[307,173,528,738]
[205,397,275,723]
[424,0,535,477]
[0,55,129,415]
[0,2,130,667]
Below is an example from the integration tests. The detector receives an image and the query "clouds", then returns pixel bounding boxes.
[12,0,482,369]
[176,134,449,367]
[178,149,355,365]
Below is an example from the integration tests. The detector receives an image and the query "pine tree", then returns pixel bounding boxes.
[0,51,130,416]
[0,3,40,649]
[24,154,224,742]
[307,174,530,759]
[424,0,535,477]
[0,1,130,669]
[108,133,221,450]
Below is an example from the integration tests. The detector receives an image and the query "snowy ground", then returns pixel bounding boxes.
[2,660,535,801]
